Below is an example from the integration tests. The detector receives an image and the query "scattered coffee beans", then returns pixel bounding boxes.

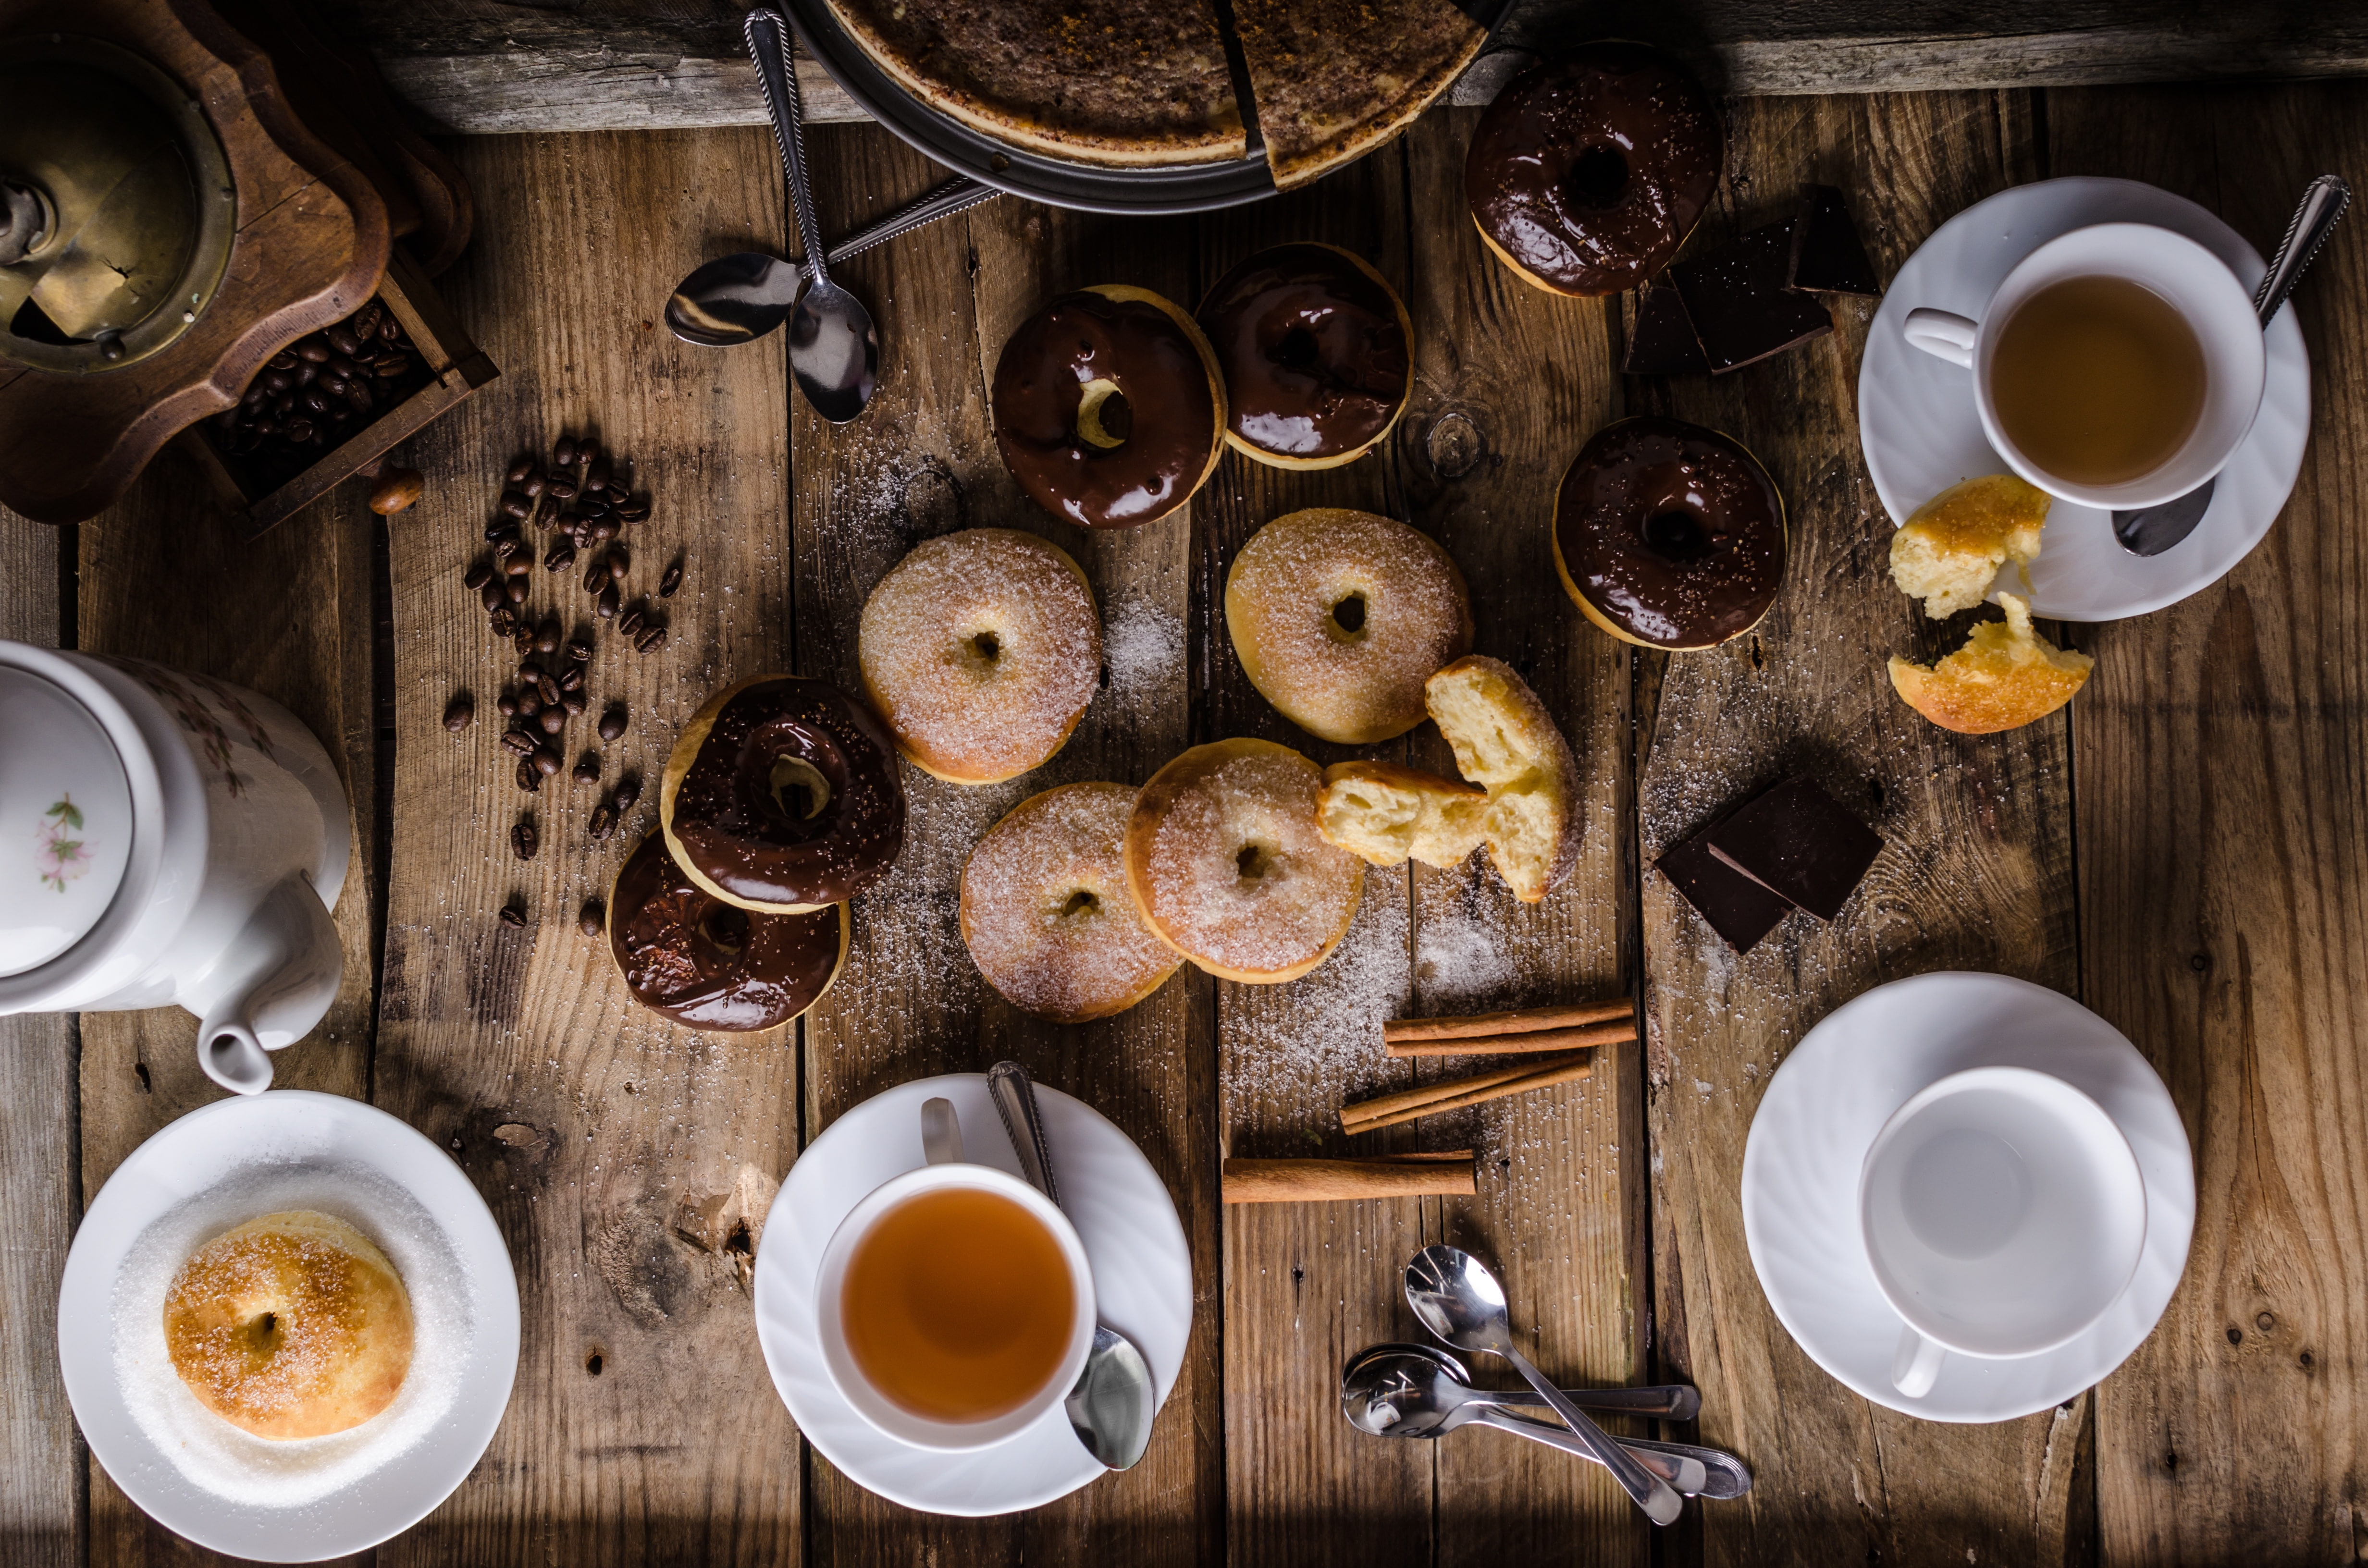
[658,560,682,597]
[512,819,539,860]
[579,901,605,937]
[499,903,527,928]
[612,776,641,812]
[598,707,627,743]
[465,559,493,591]
[573,754,601,784]
[210,299,422,490]
[588,803,617,841]
[501,729,537,757]
[516,756,542,792]
[635,624,667,653]
[444,692,475,733]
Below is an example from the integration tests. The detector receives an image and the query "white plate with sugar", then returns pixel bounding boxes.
[58,1090,519,1562]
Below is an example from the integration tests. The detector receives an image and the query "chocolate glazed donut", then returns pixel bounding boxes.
[1552,415,1787,650]
[991,284,1228,528]
[1465,43,1721,298]
[608,832,849,1031]
[1196,244,1414,470]
[660,675,906,913]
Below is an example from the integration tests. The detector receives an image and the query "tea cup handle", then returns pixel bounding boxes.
[1890,1324,1948,1397]
[1903,306,1979,368]
[921,1096,964,1165]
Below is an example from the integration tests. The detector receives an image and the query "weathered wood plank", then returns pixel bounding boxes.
[63,437,382,1567]
[0,509,81,1568]
[372,128,802,1566]
[2048,80,2368,1568]
[1633,90,2093,1568]
[1391,108,1645,1568]
[790,123,1221,1568]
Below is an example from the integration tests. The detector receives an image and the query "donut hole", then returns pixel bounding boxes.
[1054,886,1102,924]
[1273,325,1320,372]
[698,901,752,958]
[1565,145,1631,211]
[243,1311,282,1357]
[973,631,1002,662]
[1643,509,1712,563]
[1329,592,1369,638]
[1075,377,1132,450]
[1234,843,1273,883]
[765,755,833,824]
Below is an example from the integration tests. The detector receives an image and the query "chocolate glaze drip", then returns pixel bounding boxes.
[1556,416,1785,648]
[1465,44,1721,297]
[669,678,905,907]
[1197,245,1408,460]
[610,833,842,1031]
[992,290,1218,528]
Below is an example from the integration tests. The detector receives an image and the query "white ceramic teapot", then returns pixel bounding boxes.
[0,640,348,1094]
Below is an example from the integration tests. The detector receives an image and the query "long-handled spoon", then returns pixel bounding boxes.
[666,174,998,349]
[2112,174,2349,556]
[1406,1245,1685,1525]
[1341,1346,1748,1499]
[740,8,877,422]
[987,1061,1160,1471]
[1343,1342,1702,1421]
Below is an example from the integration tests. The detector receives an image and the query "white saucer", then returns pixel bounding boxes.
[753,1073,1194,1515]
[1741,972,2193,1423]
[1861,176,2311,622]
[58,1091,520,1562]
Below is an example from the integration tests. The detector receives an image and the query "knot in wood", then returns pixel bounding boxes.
[899,460,963,539]
[1426,411,1483,479]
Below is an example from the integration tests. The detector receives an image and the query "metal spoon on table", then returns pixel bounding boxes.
[665,174,999,350]
[2113,174,2350,556]
[1344,1342,1702,1421]
[1406,1245,1686,1526]
[739,8,877,422]
[1341,1345,1748,1500]
[987,1061,1160,1471]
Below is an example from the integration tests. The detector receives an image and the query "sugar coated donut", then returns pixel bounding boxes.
[1466,44,1721,298]
[662,675,905,913]
[859,529,1103,785]
[1124,738,1364,983]
[164,1210,414,1441]
[609,830,849,1030]
[991,284,1227,529]
[1196,243,1413,469]
[1552,416,1786,650]
[961,783,1182,1022]
[1226,508,1473,744]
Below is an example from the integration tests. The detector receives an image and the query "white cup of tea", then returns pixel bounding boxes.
[1903,221,2265,510]
[814,1097,1097,1451]
[1858,1066,2147,1398]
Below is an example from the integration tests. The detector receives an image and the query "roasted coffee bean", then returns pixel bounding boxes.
[546,479,577,502]
[544,540,576,572]
[533,747,563,778]
[512,819,539,859]
[618,605,645,638]
[485,517,518,542]
[499,491,532,520]
[506,456,534,484]
[539,707,566,735]
[505,577,529,604]
[503,554,533,580]
[598,707,627,743]
[479,579,506,612]
[297,340,331,363]
[516,692,542,720]
[466,560,494,591]
[500,729,538,756]
[522,471,546,500]
[635,624,667,654]
[554,436,578,468]
[586,517,615,545]
[562,691,587,716]
[499,903,526,928]
[496,693,518,717]
[573,754,601,784]
[596,585,619,619]
[516,755,541,791]
[519,656,546,680]
[576,497,609,522]
[588,803,617,841]
[608,545,629,578]
[538,675,561,705]
[515,623,537,655]
[578,901,605,937]
[582,558,607,594]
[618,498,651,522]
[577,437,600,469]
[269,351,297,371]
[565,637,593,665]
[443,692,475,732]
[585,458,612,491]
[557,666,584,697]
[659,560,683,597]
[327,325,363,356]
[493,533,525,562]
[285,417,315,444]
[535,621,560,654]
[612,776,642,812]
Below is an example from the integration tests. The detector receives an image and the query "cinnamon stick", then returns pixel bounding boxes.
[1382,997,1631,1045]
[1385,1019,1636,1058]
[1341,1052,1595,1134]
[1221,1153,1476,1203]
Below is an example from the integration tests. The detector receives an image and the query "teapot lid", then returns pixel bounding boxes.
[0,666,133,976]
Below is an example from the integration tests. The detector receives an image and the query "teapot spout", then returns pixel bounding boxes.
[189,873,344,1095]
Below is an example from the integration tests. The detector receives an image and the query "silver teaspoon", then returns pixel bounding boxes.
[987,1061,1160,1471]
[1342,1342,1701,1421]
[1341,1347,1747,1499]
[2113,174,2349,556]
[1406,1245,1685,1525]
[742,8,878,422]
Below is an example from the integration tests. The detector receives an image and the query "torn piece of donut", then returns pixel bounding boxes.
[1887,593,2093,734]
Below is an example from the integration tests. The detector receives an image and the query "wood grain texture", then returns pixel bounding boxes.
[0,509,81,1568]
[1632,91,2090,1568]
[373,128,801,1566]
[785,125,1221,1568]
[2048,81,2368,1568]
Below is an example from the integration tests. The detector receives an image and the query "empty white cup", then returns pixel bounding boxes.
[1859,1066,2147,1397]
[1903,221,2266,510]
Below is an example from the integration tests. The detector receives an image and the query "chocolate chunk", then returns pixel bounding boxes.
[1624,282,1709,376]
[1704,775,1884,922]
[1670,221,1834,374]
[1655,795,1795,955]
[1789,185,1882,297]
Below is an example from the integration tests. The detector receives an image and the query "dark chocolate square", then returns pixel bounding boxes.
[1623,282,1709,376]
[1655,796,1796,954]
[1789,184,1882,296]
[1670,220,1834,374]
[1704,775,1884,922]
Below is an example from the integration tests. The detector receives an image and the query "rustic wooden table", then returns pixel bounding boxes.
[4,77,2365,1568]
